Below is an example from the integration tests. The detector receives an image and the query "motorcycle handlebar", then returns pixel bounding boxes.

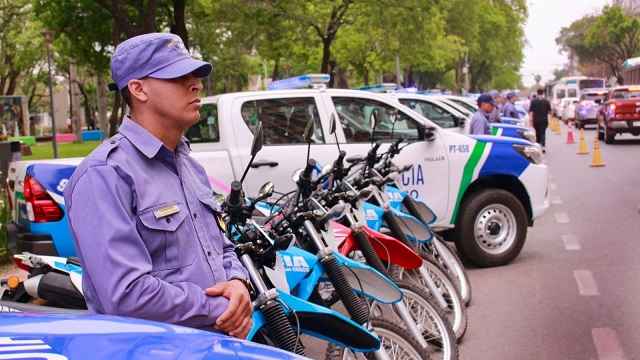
[227,181,244,209]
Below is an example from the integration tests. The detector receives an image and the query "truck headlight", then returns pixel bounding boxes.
[513,144,542,164]
[516,129,536,143]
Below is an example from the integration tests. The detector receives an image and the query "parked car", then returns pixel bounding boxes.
[0,309,306,360]
[575,88,607,129]
[561,97,579,124]
[597,85,640,144]
[555,98,571,118]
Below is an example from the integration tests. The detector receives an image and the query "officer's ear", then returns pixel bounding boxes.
[128,79,148,104]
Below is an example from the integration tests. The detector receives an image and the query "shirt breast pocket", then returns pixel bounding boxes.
[197,194,226,255]
[138,202,195,271]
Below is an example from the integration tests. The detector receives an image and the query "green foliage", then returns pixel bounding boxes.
[24,141,101,160]
[0,190,10,263]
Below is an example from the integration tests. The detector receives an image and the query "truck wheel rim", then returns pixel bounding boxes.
[473,204,516,254]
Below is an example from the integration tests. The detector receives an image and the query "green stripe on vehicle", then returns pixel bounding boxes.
[450,142,487,224]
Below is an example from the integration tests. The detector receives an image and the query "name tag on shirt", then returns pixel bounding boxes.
[153,204,180,219]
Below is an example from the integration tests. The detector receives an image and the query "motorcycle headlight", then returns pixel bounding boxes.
[513,144,542,164]
[516,129,536,143]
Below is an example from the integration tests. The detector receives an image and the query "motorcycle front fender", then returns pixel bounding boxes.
[403,196,437,225]
[278,291,380,352]
[361,226,422,270]
[332,253,402,304]
[389,208,434,243]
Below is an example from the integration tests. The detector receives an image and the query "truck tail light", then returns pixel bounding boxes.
[610,104,616,118]
[23,175,63,222]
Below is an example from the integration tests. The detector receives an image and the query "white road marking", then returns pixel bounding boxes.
[551,196,563,204]
[562,235,581,250]
[573,269,600,296]
[550,182,557,190]
[555,212,570,223]
[592,328,626,360]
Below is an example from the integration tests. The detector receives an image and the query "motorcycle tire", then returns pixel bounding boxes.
[325,316,431,360]
[418,235,472,306]
[390,251,467,343]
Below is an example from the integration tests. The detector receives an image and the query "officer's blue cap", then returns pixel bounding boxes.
[506,91,517,99]
[477,94,495,106]
[109,33,212,91]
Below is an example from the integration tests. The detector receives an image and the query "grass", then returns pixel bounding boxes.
[24,141,102,160]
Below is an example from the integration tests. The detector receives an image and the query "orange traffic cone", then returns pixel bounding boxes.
[566,120,575,144]
[576,128,589,154]
[589,136,605,167]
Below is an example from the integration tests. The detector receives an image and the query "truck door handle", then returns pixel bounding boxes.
[250,160,279,168]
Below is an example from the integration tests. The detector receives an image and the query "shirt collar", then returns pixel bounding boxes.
[118,116,191,158]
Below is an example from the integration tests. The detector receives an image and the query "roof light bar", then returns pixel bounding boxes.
[396,87,418,94]
[356,83,397,93]
[267,74,330,90]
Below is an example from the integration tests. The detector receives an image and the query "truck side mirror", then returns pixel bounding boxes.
[418,125,436,141]
[388,109,398,124]
[458,116,466,128]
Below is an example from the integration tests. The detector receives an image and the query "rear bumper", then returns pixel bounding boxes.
[608,119,640,133]
[5,221,58,256]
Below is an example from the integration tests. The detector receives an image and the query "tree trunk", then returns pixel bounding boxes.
[69,59,83,143]
[97,75,108,138]
[109,91,121,137]
[171,0,189,48]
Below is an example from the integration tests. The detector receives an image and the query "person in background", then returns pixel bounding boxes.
[502,91,519,119]
[488,90,504,123]
[528,88,552,153]
[470,94,494,135]
[63,33,253,338]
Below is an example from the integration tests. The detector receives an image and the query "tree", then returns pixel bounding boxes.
[585,5,640,84]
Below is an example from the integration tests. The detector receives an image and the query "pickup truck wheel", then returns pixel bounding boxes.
[604,124,615,144]
[454,189,527,268]
[597,122,604,140]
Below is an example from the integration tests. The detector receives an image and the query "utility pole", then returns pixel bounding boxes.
[69,58,83,143]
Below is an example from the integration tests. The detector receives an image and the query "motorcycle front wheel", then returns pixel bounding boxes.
[325,317,431,360]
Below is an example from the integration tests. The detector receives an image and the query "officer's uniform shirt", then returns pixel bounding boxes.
[64,116,248,331]
[470,109,492,135]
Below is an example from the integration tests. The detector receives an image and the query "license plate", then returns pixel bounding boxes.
[634,121,640,127]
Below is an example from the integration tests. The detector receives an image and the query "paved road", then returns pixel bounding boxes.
[459,121,640,360]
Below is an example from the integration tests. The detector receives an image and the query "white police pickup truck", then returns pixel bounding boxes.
[6,74,549,267]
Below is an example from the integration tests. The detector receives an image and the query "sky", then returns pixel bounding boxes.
[520,0,612,88]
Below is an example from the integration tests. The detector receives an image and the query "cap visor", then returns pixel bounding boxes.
[148,58,212,79]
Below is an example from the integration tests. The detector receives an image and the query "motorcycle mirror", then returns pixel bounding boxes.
[213,194,226,206]
[240,121,265,184]
[291,168,303,183]
[329,113,337,135]
[320,164,333,178]
[369,109,378,130]
[258,181,274,198]
[389,109,398,124]
[303,109,315,142]
[250,121,264,156]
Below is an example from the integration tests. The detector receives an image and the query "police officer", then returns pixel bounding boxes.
[502,91,520,119]
[488,90,504,123]
[470,94,494,135]
[63,33,253,338]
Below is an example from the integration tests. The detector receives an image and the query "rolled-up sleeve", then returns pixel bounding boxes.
[66,165,227,329]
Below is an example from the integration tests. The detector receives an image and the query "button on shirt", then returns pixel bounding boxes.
[63,116,248,331]
[470,110,492,135]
